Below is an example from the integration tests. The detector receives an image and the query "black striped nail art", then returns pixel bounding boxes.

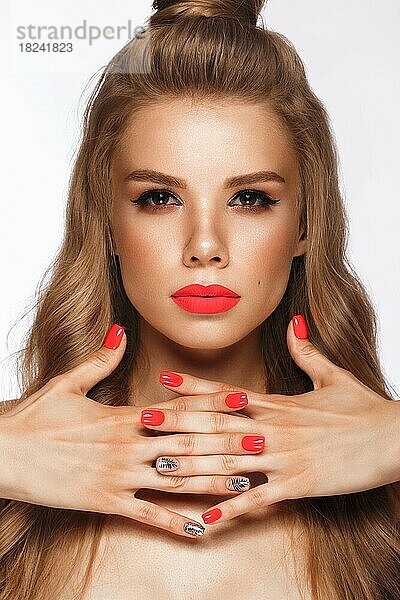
[156,457,179,471]
[184,522,205,536]
[226,476,251,492]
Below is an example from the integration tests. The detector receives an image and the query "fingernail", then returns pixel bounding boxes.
[159,371,183,387]
[225,392,248,409]
[226,476,250,492]
[156,457,179,472]
[292,314,308,339]
[141,409,165,426]
[103,324,125,349]
[242,435,265,452]
[184,522,205,536]
[202,508,222,524]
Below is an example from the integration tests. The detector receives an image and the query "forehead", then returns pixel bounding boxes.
[114,98,297,181]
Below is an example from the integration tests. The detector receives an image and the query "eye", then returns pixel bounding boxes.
[228,190,280,211]
[130,188,280,212]
[130,190,179,211]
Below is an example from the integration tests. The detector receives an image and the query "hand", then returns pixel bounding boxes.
[1,323,252,539]
[144,315,400,525]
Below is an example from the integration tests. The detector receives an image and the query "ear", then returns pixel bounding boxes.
[293,226,307,258]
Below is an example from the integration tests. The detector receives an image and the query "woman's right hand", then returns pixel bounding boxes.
[0,324,255,538]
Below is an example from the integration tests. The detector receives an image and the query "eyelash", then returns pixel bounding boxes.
[130,189,280,213]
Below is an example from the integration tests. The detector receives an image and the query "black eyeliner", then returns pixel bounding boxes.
[130,188,280,212]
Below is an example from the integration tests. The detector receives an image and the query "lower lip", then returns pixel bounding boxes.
[171,296,241,314]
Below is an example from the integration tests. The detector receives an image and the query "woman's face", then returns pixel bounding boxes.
[111,99,306,350]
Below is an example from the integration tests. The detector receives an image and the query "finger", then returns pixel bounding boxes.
[144,432,266,459]
[159,369,246,395]
[287,315,345,390]
[155,454,272,476]
[149,388,282,420]
[140,407,262,433]
[58,324,127,396]
[150,389,250,415]
[138,467,251,495]
[200,482,286,525]
[114,496,206,538]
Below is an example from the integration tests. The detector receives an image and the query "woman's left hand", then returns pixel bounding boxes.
[143,315,400,525]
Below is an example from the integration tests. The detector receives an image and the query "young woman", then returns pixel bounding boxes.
[1,1,399,598]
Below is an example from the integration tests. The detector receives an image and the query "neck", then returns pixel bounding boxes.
[129,317,267,407]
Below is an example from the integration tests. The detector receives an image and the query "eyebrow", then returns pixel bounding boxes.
[123,168,286,188]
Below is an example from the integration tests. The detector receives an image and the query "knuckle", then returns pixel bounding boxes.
[90,351,111,371]
[209,411,227,433]
[174,398,188,412]
[209,393,223,411]
[168,409,179,430]
[103,410,132,428]
[167,475,189,489]
[135,501,160,523]
[223,434,238,454]
[249,486,267,508]
[209,476,220,493]
[177,434,196,454]
[220,454,238,473]
[301,342,319,359]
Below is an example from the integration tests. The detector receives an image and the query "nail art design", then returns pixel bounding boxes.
[156,457,179,471]
[184,522,205,536]
[226,476,251,492]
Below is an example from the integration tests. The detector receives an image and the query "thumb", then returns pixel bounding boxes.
[287,315,337,390]
[64,324,127,396]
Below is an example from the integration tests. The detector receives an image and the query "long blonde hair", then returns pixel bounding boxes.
[1,1,399,598]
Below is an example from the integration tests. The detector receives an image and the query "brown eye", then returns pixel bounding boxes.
[228,190,280,210]
[130,190,180,210]
[130,188,280,212]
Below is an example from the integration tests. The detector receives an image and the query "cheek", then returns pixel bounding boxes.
[241,223,297,313]
[241,221,296,279]
[115,227,175,293]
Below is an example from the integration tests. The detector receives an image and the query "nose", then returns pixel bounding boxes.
[182,220,229,269]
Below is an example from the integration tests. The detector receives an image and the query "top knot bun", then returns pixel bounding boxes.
[150,0,266,28]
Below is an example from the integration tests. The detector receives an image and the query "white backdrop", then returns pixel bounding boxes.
[1,0,399,400]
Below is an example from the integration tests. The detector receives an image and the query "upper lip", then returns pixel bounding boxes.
[171,284,240,297]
